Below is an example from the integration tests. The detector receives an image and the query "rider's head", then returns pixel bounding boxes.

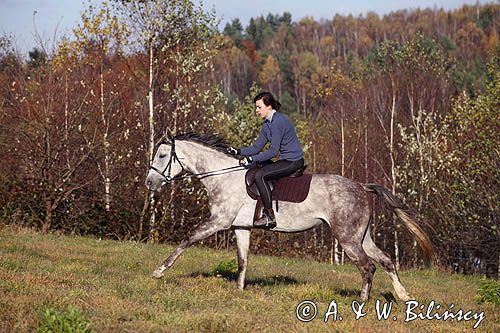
[254,91,281,119]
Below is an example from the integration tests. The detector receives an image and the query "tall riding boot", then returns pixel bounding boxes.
[254,208,276,228]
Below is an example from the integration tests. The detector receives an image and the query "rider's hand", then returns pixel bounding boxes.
[227,146,240,156]
[239,156,253,167]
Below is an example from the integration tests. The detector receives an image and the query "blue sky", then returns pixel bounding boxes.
[0,0,490,54]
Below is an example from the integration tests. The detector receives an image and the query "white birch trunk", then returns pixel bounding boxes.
[364,96,368,183]
[148,40,156,243]
[409,90,424,267]
[390,77,400,270]
[64,72,70,170]
[333,239,339,265]
[330,239,334,265]
[100,68,111,212]
[337,109,345,265]
[171,65,178,234]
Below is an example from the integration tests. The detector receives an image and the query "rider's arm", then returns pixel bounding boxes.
[239,126,268,157]
[250,121,285,162]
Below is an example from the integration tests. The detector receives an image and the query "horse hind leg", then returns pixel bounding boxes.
[362,230,410,301]
[337,236,376,301]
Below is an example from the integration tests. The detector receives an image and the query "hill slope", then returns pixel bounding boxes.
[0,227,497,332]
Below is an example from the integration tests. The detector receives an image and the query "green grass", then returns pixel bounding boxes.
[39,305,94,333]
[0,226,498,332]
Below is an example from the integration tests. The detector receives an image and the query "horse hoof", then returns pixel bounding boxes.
[152,266,166,279]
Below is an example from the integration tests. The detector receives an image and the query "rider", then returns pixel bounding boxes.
[227,92,304,228]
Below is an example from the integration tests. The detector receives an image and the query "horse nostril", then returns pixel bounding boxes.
[146,180,152,187]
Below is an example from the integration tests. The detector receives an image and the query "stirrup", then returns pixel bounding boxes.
[254,210,276,229]
[254,219,276,229]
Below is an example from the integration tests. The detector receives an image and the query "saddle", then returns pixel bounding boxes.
[245,164,313,220]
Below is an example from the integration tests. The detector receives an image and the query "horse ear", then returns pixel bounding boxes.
[166,128,173,140]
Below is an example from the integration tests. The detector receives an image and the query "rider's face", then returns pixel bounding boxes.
[255,99,272,119]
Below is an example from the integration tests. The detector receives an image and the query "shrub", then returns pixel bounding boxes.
[38,305,94,333]
[475,280,500,305]
[211,259,238,278]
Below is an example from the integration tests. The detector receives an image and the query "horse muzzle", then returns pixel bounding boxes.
[145,172,169,191]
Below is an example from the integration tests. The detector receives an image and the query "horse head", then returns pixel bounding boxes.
[145,135,185,191]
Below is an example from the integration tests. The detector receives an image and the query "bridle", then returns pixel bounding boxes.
[149,138,185,181]
[149,138,245,182]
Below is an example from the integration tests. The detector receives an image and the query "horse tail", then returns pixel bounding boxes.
[364,183,437,265]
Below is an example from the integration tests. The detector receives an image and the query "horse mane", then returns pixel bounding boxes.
[173,132,232,156]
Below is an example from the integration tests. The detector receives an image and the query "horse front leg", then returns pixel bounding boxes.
[152,217,229,278]
[234,228,251,289]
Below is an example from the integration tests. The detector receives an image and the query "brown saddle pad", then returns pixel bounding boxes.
[245,166,313,203]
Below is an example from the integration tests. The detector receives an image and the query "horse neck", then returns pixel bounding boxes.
[175,140,238,177]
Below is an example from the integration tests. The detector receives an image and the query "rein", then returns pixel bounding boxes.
[149,138,245,182]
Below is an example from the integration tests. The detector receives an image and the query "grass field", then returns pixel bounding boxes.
[0,226,498,332]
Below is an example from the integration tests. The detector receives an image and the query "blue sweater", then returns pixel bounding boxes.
[240,112,303,162]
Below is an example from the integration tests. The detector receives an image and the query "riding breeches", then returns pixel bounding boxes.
[254,158,304,209]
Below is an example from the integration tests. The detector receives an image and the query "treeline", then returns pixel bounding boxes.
[0,1,498,277]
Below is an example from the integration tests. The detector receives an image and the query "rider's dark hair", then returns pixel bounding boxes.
[253,91,281,111]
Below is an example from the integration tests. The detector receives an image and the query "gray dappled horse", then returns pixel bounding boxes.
[145,132,436,301]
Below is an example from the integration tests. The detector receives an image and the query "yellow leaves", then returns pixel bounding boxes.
[72,1,129,58]
[487,29,499,54]
[52,38,78,70]
[259,54,281,85]
[316,66,358,101]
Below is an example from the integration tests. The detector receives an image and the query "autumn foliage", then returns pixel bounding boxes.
[0,1,498,277]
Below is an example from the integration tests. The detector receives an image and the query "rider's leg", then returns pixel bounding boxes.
[254,158,304,227]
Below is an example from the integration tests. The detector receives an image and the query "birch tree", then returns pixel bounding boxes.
[394,36,452,266]
[73,1,128,212]
[116,0,222,242]
[114,0,174,241]
[372,41,402,269]
[316,66,362,264]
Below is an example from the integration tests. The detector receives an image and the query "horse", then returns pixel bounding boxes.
[145,132,436,301]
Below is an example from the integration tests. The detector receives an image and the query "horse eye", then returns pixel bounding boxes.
[159,154,167,158]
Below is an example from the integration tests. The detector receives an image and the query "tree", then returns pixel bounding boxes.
[315,65,363,264]
[456,21,488,64]
[437,51,499,277]
[3,41,97,233]
[246,17,274,49]
[215,83,261,147]
[116,0,222,242]
[258,54,282,95]
[223,18,244,47]
[291,51,320,116]
[213,35,253,97]
[73,1,129,212]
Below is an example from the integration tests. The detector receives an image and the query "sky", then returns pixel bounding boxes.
[0,0,491,54]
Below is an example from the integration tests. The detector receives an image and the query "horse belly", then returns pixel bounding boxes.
[273,201,326,232]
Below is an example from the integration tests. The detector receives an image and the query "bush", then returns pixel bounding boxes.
[212,259,238,278]
[475,280,500,305]
[38,305,94,333]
